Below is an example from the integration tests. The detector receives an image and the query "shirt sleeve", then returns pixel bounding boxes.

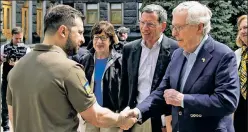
[26,47,31,54]
[1,44,5,61]
[64,65,96,113]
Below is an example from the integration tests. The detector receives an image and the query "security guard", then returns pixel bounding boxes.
[0,27,30,132]
[6,5,136,132]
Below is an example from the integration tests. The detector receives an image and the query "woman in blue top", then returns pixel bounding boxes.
[78,21,122,132]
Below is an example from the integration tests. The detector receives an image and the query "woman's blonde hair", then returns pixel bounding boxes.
[236,15,247,47]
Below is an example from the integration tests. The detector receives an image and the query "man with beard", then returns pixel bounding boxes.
[6,5,136,132]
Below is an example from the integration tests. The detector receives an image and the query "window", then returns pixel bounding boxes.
[36,0,43,40]
[36,8,42,38]
[22,7,28,41]
[86,4,98,24]
[110,3,122,24]
[7,8,10,29]
[138,3,142,21]
[2,1,12,39]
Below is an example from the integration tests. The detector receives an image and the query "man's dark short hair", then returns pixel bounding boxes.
[12,27,23,35]
[44,4,85,34]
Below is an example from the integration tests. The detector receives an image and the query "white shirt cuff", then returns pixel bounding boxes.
[181,96,184,108]
[134,108,142,121]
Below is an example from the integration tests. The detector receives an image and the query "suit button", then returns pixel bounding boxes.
[178,111,182,115]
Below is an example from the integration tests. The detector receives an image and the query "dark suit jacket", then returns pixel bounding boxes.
[136,36,240,132]
[119,35,178,132]
[71,47,88,62]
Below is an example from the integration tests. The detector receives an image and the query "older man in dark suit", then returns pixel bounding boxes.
[124,1,240,132]
[119,4,178,132]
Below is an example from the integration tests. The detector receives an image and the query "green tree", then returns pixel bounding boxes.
[207,1,238,49]
[141,0,248,50]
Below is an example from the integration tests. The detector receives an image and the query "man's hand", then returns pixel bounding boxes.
[161,115,172,132]
[164,89,184,107]
[165,115,172,132]
[9,59,18,66]
[0,54,7,64]
[117,107,138,130]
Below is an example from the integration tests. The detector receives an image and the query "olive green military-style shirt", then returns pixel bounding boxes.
[7,44,96,132]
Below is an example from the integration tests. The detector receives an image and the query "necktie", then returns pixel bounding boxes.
[239,46,247,100]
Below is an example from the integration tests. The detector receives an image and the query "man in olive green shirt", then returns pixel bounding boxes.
[7,5,136,132]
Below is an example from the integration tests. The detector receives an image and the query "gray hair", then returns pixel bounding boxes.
[141,4,167,23]
[172,1,212,35]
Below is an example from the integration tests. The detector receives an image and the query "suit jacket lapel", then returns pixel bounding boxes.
[172,50,186,90]
[131,41,142,91]
[151,35,171,91]
[183,37,214,93]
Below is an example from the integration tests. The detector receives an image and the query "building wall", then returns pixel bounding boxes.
[1,0,143,45]
[64,0,142,45]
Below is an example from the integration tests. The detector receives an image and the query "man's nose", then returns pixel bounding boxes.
[79,36,85,46]
[142,24,150,30]
[172,29,177,37]
[17,39,22,43]
[81,36,85,44]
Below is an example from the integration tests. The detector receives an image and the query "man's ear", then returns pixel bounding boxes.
[58,25,67,38]
[161,22,167,32]
[197,23,204,34]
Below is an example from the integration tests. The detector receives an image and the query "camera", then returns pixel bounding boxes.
[3,46,23,62]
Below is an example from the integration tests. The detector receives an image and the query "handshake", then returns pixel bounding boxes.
[116,107,140,130]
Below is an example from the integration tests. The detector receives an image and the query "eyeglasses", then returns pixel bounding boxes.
[139,20,158,28]
[93,35,109,41]
[170,24,189,32]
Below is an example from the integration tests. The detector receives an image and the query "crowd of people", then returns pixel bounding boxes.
[0,1,247,132]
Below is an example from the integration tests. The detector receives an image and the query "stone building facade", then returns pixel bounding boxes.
[64,0,142,45]
[1,0,143,45]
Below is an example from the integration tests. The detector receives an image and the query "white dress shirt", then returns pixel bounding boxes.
[137,34,163,104]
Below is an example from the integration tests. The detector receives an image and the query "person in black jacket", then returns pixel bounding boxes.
[77,21,122,132]
[119,4,178,132]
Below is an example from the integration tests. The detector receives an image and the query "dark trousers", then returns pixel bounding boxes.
[1,80,9,130]
[234,94,247,132]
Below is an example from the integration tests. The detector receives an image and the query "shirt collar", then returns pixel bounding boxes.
[183,35,208,57]
[141,33,163,48]
[33,44,67,58]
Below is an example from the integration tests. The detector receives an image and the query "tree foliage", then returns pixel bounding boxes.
[141,0,248,49]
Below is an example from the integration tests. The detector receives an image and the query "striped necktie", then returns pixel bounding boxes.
[239,46,247,100]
